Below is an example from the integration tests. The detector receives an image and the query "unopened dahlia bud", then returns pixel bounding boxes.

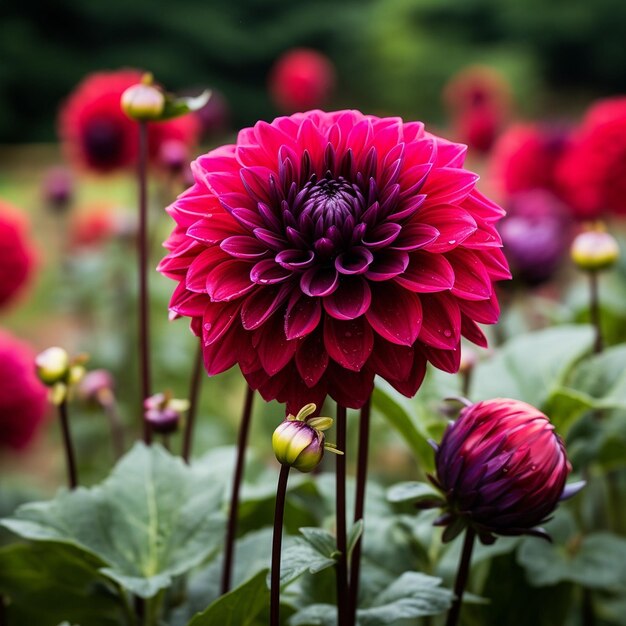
[272,403,340,473]
[144,392,189,434]
[571,227,620,271]
[430,398,582,544]
[35,347,70,386]
[158,139,189,174]
[121,74,165,121]
[79,369,114,405]
[42,166,74,212]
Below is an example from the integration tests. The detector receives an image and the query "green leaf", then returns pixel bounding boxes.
[160,90,211,120]
[187,569,269,626]
[347,520,364,561]
[471,325,594,409]
[0,543,126,626]
[386,482,443,505]
[279,529,337,587]
[1,443,225,598]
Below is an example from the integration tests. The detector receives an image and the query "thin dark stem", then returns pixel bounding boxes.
[582,587,595,626]
[589,270,603,354]
[220,385,255,594]
[182,341,204,463]
[134,595,145,626]
[445,527,476,626]
[348,397,371,626]
[137,120,152,444]
[0,594,7,626]
[335,404,349,626]
[270,464,291,626]
[58,398,78,489]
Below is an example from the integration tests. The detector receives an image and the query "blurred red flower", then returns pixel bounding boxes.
[269,49,336,113]
[556,97,626,219]
[0,200,36,309]
[58,70,200,174]
[0,330,48,450]
[70,203,118,249]
[159,110,509,412]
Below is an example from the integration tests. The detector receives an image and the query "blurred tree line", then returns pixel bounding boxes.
[1,0,626,143]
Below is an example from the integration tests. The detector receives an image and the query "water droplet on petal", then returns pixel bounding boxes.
[443,329,452,338]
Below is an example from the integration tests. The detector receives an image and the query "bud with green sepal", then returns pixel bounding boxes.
[571,224,620,271]
[35,347,87,405]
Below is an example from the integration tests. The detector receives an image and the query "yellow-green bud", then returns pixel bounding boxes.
[571,230,620,271]
[35,347,70,385]
[121,74,165,121]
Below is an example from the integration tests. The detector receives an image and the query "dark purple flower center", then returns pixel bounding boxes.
[82,118,125,168]
[302,176,358,229]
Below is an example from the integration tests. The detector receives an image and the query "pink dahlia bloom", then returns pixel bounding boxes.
[269,49,336,113]
[58,70,200,174]
[433,399,575,543]
[0,330,48,450]
[556,97,626,219]
[159,110,510,411]
[0,201,36,309]
[490,123,571,198]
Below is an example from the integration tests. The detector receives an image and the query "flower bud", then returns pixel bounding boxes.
[121,74,165,121]
[272,403,339,473]
[144,392,189,434]
[431,398,582,544]
[42,167,74,212]
[35,347,70,386]
[158,139,189,174]
[79,369,115,406]
[571,228,620,271]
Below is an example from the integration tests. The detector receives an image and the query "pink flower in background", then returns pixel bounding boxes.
[556,97,626,219]
[159,110,510,411]
[70,203,118,249]
[433,399,576,543]
[269,49,336,113]
[58,70,200,174]
[0,201,36,309]
[0,330,48,450]
[490,123,571,197]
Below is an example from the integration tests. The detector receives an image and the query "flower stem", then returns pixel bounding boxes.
[445,527,476,626]
[182,341,204,463]
[589,270,603,354]
[220,385,255,594]
[137,119,152,444]
[335,404,349,626]
[58,398,78,489]
[270,463,291,626]
[348,397,371,626]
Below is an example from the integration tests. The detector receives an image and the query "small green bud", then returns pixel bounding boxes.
[35,347,70,385]
[571,228,620,271]
[121,74,165,121]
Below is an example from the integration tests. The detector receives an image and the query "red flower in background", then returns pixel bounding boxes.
[489,123,571,198]
[70,202,119,249]
[58,70,200,174]
[159,110,510,411]
[556,97,626,219]
[269,49,336,113]
[433,399,575,543]
[0,200,36,309]
[0,330,48,450]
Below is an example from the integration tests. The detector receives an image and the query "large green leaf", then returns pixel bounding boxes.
[0,543,127,626]
[187,570,269,626]
[1,443,225,598]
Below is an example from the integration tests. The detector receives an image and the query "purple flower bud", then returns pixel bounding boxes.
[42,167,74,212]
[78,369,114,405]
[158,139,189,174]
[432,398,580,543]
[144,392,188,435]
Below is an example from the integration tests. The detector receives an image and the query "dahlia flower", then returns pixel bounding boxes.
[58,70,200,174]
[432,399,577,543]
[556,97,626,218]
[159,110,510,411]
[269,49,336,113]
[0,201,36,309]
[0,330,48,450]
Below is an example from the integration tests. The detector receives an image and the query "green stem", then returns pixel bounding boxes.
[445,527,476,626]
[270,464,291,626]
[58,398,78,489]
[589,270,603,354]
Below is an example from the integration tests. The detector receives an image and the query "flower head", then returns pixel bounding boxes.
[0,330,48,450]
[144,392,189,434]
[570,226,620,271]
[58,70,200,174]
[272,403,339,472]
[431,398,579,543]
[269,49,336,113]
[159,110,510,412]
[0,201,36,309]
[556,97,626,219]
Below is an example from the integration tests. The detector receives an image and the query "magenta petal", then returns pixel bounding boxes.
[276,249,315,270]
[422,167,478,204]
[324,316,374,371]
[365,250,409,281]
[327,362,375,409]
[323,278,372,320]
[448,249,493,301]
[362,222,402,249]
[296,330,330,387]
[250,259,292,285]
[169,283,207,317]
[423,344,461,374]
[419,205,478,253]
[186,247,230,293]
[285,293,322,339]
[202,324,242,375]
[366,283,422,346]
[335,247,374,275]
[301,267,340,297]
[187,214,242,244]
[368,336,414,382]
[220,235,269,259]
[254,314,297,376]
[203,300,242,344]
[419,294,461,349]
[240,166,274,203]
[241,284,290,330]
[461,315,488,348]
[253,227,288,251]
[206,259,255,301]
[459,293,500,325]
[385,354,427,397]
[395,252,455,293]
[392,224,439,251]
